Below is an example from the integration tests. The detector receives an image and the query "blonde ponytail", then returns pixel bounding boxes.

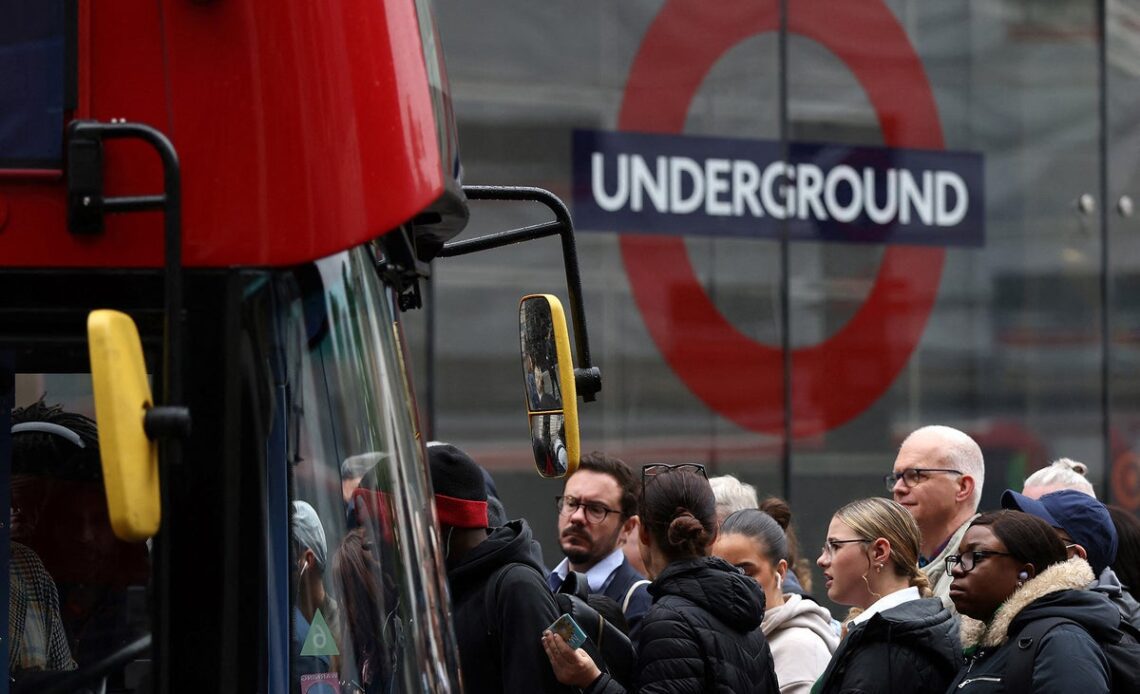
[910,567,933,598]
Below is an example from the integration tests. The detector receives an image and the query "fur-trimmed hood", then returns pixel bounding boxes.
[960,557,1099,648]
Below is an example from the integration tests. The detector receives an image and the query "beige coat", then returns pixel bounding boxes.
[762,593,840,694]
[923,514,978,607]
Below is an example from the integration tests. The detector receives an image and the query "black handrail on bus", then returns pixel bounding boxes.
[66,120,192,694]
[15,634,151,694]
[439,185,601,402]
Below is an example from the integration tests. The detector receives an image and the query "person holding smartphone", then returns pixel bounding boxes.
[542,463,779,694]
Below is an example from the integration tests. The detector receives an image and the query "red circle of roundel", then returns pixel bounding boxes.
[618,0,946,438]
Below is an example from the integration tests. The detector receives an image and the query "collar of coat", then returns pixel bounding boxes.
[959,556,1093,649]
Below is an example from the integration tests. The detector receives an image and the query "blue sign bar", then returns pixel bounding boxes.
[0,0,69,168]
[572,129,985,247]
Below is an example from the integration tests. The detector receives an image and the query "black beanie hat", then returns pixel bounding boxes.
[428,442,488,529]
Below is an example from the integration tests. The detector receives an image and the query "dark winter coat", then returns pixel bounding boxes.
[585,556,779,694]
[1092,566,1140,631]
[447,519,572,694]
[813,596,960,694]
[947,557,1112,693]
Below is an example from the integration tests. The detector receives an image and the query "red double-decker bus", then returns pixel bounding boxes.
[0,1,594,692]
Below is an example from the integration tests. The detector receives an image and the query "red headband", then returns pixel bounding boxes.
[435,493,488,529]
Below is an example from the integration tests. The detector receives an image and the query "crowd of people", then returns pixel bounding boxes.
[11,398,1140,693]
[446,424,1140,693]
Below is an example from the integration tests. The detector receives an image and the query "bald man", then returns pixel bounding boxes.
[888,425,985,600]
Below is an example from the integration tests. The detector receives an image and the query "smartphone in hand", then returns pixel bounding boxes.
[547,613,588,649]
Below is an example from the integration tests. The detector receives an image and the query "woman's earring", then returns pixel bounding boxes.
[1017,570,1028,587]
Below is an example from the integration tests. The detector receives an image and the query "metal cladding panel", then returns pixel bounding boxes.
[0,0,446,267]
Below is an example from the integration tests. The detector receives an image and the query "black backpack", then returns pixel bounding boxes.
[1006,616,1140,694]
[484,565,636,690]
[553,572,637,689]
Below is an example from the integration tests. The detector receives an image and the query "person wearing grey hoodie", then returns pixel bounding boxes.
[714,509,839,694]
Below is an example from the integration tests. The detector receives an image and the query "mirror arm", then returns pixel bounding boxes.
[441,186,601,401]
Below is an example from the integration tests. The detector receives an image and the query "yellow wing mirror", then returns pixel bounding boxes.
[519,294,580,478]
[87,310,161,541]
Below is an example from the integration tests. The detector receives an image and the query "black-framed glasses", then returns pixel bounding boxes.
[641,463,708,489]
[884,468,964,492]
[945,549,1014,574]
[555,495,620,524]
[820,538,870,560]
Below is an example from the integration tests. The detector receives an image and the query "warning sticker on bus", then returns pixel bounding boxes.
[299,672,340,693]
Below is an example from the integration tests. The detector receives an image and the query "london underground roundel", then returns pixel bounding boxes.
[619,0,945,437]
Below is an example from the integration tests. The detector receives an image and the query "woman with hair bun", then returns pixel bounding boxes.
[543,464,779,694]
[813,498,959,694]
[760,496,814,595]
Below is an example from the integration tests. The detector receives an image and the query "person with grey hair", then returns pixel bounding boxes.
[341,452,385,504]
[887,425,985,601]
[1022,458,1096,499]
[291,500,340,688]
[710,474,759,523]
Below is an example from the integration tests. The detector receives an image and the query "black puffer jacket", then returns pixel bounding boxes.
[585,556,779,694]
[814,595,959,694]
[447,519,572,694]
[946,558,1113,693]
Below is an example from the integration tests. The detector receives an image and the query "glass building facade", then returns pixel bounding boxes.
[410,0,1140,593]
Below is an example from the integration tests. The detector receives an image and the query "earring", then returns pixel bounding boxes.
[876,564,882,573]
[862,572,882,600]
[1017,570,1028,587]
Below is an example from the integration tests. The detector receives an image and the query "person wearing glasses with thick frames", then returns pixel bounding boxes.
[889,425,985,602]
[812,498,959,694]
[543,463,779,694]
[549,453,652,641]
[945,510,1114,693]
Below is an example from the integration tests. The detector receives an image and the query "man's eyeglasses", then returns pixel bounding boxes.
[555,496,620,524]
[945,549,1014,574]
[820,538,869,560]
[641,463,708,489]
[884,468,964,492]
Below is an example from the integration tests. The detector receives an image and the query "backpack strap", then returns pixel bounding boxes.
[483,563,527,642]
[1006,616,1078,691]
[622,579,650,612]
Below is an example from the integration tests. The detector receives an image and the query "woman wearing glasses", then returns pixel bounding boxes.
[813,498,959,694]
[945,510,1112,692]
[542,463,780,693]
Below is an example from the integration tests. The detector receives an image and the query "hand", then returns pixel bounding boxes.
[541,630,602,688]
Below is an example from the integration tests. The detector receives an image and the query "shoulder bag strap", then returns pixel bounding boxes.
[1005,616,1076,691]
[622,579,651,612]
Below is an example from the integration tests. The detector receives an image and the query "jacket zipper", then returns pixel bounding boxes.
[956,651,1000,689]
[958,676,1001,689]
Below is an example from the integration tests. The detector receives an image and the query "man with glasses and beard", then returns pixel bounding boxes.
[548,453,651,641]
[887,425,986,602]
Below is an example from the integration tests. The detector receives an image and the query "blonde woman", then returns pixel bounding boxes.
[813,498,959,694]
